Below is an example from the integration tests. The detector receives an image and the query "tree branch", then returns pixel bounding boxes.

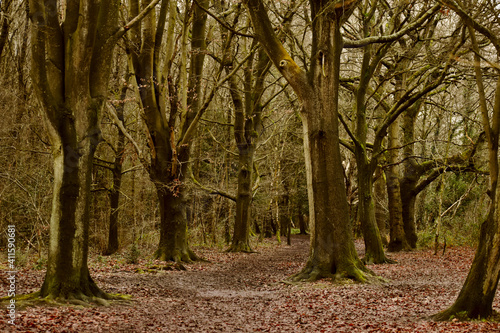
[344,4,441,48]
[192,0,254,38]
[111,0,162,42]
[106,101,149,170]
[189,170,236,201]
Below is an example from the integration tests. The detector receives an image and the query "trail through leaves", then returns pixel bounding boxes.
[2,235,500,332]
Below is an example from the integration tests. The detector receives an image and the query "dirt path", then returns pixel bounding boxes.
[3,235,500,332]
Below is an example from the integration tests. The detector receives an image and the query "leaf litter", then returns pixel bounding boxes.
[1,235,500,332]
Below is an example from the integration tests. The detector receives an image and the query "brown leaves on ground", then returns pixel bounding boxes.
[2,235,500,332]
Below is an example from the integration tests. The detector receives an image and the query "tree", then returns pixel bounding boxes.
[226,46,270,252]
[94,69,132,255]
[433,0,500,320]
[243,0,376,282]
[340,2,468,253]
[125,0,207,261]
[125,0,248,261]
[27,0,158,302]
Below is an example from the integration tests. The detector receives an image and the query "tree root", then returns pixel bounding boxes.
[288,259,386,284]
[139,262,188,273]
[431,307,497,322]
[154,247,202,263]
[225,242,257,253]
[1,291,132,310]
[289,265,333,282]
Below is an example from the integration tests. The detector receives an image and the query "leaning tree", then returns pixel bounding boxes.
[433,0,500,320]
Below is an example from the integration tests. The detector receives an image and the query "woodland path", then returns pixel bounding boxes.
[2,235,500,332]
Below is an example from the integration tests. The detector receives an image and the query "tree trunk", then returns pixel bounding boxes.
[226,44,269,252]
[351,12,390,264]
[357,163,390,264]
[433,21,500,320]
[28,0,133,301]
[293,5,370,281]
[279,191,291,246]
[104,80,128,256]
[298,212,308,235]
[40,121,107,300]
[128,0,208,262]
[386,118,410,252]
[245,0,373,282]
[374,166,388,246]
[434,209,500,320]
[400,104,420,249]
[228,148,255,252]
[400,164,420,248]
[105,170,121,255]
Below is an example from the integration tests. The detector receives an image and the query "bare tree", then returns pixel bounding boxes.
[27,0,158,302]
[434,0,500,320]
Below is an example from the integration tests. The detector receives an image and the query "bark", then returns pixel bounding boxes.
[400,105,420,248]
[279,189,291,246]
[226,49,266,252]
[155,183,198,262]
[298,212,308,235]
[386,66,409,252]
[352,12,391,264]
[228,149,255,252]
[385,165,409,252]
[433,19,500,320]
[357,163,390,264]
[434,208,500,320]
[0,0,11,58]
[245,0,373,282]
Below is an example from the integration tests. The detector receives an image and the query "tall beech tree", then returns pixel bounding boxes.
[220,0,295,252]
[125,0,244,261]
[226,46,270,252]
[339,1,442,262]
[243,0,376,282]
[394,26,485,249]
[28,0,158,301]
[340,2,473,254]
[126,0,206,261]
[434,0,500,320]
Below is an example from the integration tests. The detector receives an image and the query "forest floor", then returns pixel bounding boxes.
[2,234,500,332]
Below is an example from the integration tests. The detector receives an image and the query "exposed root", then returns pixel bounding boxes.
[289,265,334,283]
[288,259,385,284]
[226,242,257,253]
[1,291,132,310]
[431,307,496,322]
[138,262,188,273]
[154,247,202,263]
[362,255,397,265]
